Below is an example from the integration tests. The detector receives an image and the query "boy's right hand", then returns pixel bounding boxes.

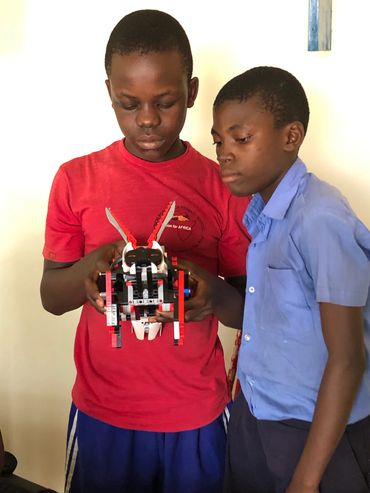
[84,241,126,313]
[41,240,125,316]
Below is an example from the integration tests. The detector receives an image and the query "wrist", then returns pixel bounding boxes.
[290,468,320,491]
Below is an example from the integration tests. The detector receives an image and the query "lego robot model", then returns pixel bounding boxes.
[98,201,190,348]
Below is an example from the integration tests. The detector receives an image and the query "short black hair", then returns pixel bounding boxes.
[105,9,193,80]
[214,66,310,133]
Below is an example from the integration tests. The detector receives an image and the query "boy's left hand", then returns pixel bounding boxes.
[155,259,216,323]
[180,259,218,321]
[155,259,244,328]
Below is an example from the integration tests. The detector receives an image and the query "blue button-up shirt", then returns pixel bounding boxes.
[239,158,370,423]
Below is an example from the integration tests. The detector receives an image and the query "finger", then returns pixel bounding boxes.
[178,258,208,276]
[185,307,212,322]
[155,309,174,322]
[113,240,125,257]
[177,260,201,282]
[86,294,106,313]
[85,277,105,312]
[96,259,113,272]
[184,297,209,311]
[177,258,195,271]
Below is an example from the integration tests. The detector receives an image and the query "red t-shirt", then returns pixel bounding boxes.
[43,140,250,431]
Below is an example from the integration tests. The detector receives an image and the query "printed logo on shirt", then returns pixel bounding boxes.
[154,205,204,252]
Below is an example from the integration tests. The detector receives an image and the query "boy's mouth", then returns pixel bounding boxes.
[136,137,165,151]
[221,172,241,184]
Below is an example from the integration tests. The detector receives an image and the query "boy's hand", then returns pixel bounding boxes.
[41,240,125,315]
[178,259,217,321]
[155,259,216,323]
[155,259,244,328]
[85,241,126,313]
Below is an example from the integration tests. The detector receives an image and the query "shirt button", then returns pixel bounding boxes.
[244,333,251,342]
[248,286,255,293]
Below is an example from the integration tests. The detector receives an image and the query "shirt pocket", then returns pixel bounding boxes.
[263,266,315,341]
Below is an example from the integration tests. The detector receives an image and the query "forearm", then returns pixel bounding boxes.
[40,256,94,315]
[41,241,125,315]
[213,277,245,329]
[288,355,365,491]
[178,258,245,326]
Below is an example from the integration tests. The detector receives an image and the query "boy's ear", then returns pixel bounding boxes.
[187,77,199,108]
[105,79,112,99]
[284,122,305,152]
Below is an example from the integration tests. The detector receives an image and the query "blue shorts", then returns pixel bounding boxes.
[65,403,230,493]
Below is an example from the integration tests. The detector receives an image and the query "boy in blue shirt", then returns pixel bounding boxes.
[186,66,370,493]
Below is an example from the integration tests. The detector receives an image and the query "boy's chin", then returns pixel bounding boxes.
[226,184,250,197]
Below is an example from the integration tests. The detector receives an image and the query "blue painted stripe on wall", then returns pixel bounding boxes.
[308,0,332,51]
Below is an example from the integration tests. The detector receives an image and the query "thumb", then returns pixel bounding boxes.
[113,240,126,258]
[177,258,207,284]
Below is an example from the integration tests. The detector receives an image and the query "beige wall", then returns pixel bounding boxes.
[1,1,369,490]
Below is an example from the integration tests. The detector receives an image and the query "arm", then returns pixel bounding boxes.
[40,241,125,315]
[286,303,366,493]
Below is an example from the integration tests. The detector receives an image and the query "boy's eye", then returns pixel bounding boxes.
[235,135,251,144]
[122,104,138,111]
[115,101,138,111]
[157,101,175,109]
[212,140,221,146]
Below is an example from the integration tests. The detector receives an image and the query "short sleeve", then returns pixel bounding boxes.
[42,166,85,262]
[295,207,370,306]
[217,195,251,278]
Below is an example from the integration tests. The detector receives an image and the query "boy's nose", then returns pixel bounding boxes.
[137,105,160,128]
[217,153,233,167]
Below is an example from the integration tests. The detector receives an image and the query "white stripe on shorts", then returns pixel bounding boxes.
[65,409,79,493]
[222,405,231,434]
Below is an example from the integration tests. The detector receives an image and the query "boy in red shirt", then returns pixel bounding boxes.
[41,10,250,493]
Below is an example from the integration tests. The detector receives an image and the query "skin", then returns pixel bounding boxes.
[106,51,198,162]
[211,95,303,202]
[156,258,245,327]
[189,96,365,492]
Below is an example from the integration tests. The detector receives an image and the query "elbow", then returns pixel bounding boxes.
[328,348,366,384]
[42,302,65,316]
[352,345,367,379]
[356,348,367,378]
[40,283,65,316]
[41,296,65,316]
[342,350,366,383]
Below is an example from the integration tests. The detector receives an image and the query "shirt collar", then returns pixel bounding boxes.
[244,158,307,237]
[264,158,307,220]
